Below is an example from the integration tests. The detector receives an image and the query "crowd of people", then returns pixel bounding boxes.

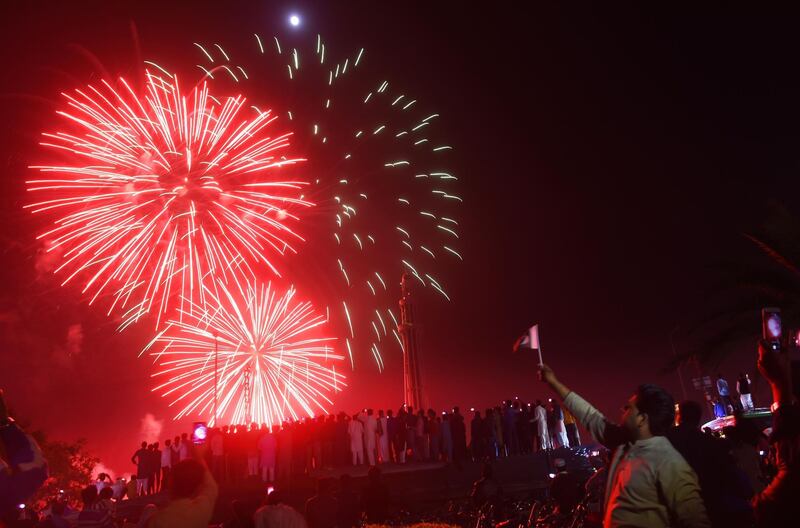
[1,337,798,527]
[715,372,757,416]
[26,460,392,528]
[468,399,581,459]
[121,398,583,494]
[533,339,799,527]
[120,406,468,495]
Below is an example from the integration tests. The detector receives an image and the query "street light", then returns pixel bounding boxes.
[213,331,219,426]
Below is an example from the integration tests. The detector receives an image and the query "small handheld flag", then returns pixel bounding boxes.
[513,324,543,365]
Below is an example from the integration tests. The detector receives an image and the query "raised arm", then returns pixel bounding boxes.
[191,464,219,514]
[757,340,793,407]
[753,339,799,524]
[537,364,626,449]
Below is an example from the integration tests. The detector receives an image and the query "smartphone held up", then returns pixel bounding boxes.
[762,307,782,351]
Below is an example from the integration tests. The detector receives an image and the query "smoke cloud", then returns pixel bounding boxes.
[139,413,163,444]
[66,324,83,357]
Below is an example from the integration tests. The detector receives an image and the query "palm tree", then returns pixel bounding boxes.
[673,206,800,370]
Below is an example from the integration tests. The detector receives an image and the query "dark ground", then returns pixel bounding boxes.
[116,450,570,524]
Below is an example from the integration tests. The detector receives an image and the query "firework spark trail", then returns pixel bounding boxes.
[27,72,313,325]
[145,279,345,426]
[183,34,463,370]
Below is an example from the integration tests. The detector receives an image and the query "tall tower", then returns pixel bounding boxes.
[243,364,253,425]
[399,272,424,409]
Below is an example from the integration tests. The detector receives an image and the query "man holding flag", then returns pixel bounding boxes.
[514,325,549,451]
[535,363,709,528]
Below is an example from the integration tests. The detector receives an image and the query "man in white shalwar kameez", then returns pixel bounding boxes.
[551,401,569,448]
[348,414,365,466]
[534,400,550,451]
[378,410,390,463]
[363,409,379,466]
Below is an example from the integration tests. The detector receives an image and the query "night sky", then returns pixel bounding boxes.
[2,2,799,474]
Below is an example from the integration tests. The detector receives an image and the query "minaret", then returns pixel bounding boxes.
[399,272,424,409]
[243,364,252,425]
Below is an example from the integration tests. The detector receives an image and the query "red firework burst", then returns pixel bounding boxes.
[27,72,312,325]
[145,279,345,425]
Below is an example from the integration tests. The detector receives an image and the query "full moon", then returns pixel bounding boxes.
[289,14,300,27]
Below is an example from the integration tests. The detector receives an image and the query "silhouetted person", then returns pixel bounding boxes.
[492,406,505,456]
[451,407,467,468]
[305,477,337,528]
[131,442,149,496]
[385,409,397,463]
[728,416,764,495]
[171,435,181,467]
[335,474,360,527]
[96,486,116,519]
[147,442,161,494]
[669,400,749,526]
[125,474,138,500]
[361,466,389,523]
[160,438,172,492]
[517,403,533,453]
[255,489,307,528]
[471,409,485,460]
[405,407,417,461]
[247,425,261,478]
[484,409,498,458]
[393,407,407,463]
[179,432,190,461]
[94,472,111,493]
[502,400,519,455]
[377,410,390,463]
[259,426,278,483]
[0,389,48,522]
[429,411,442,461]
[77,485,113,527]
[716,373,734,414]
[737,372,754,411]
[138,504,158,528]
[550,458,582,514]
[148,458,218,528]
[564,407,581,447]
[441,413,453,462]
[223,499,255,528]
[332,413,346,466]
[471,461,503,513]
[44,502,70,528]
[110,477,125,500]
[752,340,800,526]
[277,423,293,480]
[416,410,428,460]
[209,427,225,483]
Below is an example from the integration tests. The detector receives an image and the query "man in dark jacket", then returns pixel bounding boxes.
[305,477,337,528]
[361,467,389,523]
[451,407,467,468]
